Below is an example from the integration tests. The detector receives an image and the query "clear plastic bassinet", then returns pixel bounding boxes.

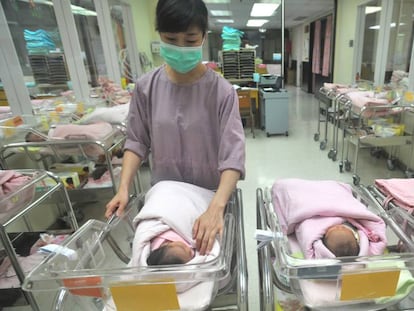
[23,189,248,311]
[257,185,414,311]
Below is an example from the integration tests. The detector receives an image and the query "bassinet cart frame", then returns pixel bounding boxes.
[0,169,78,311]
[23,189,248,311]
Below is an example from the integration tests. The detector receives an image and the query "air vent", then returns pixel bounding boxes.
[294,16,307,21]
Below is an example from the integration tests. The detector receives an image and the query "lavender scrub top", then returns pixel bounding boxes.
[124,65,246,190]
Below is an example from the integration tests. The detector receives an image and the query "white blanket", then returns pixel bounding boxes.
[106,181,220,310]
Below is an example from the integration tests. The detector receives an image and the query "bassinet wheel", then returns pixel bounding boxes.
[406,170,414,178]
[328,149,334,159]
[345,160,351,172]
[331,150,337,161]
[387,159,396,171]
[314,133,319,141]
[370,148,382,158]
[319,140,327,150]
[339,162,343,173]
[352,174,360,186]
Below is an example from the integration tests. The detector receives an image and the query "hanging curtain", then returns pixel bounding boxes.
[312,20,321,74]
[322,15,333,77]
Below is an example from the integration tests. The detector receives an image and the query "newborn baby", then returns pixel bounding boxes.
[147,229,195,265]
[322,222,360,257]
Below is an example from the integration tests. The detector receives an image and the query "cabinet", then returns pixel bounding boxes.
[219,49,255,80]
[0,169,78,310]
[259,89,289,136]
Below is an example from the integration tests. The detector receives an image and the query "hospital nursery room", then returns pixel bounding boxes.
[2,0,414,310]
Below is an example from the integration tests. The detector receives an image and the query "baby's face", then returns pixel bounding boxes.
[165,241,194,263]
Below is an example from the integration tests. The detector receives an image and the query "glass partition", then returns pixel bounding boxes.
[1,0,70,96]
[70,0,106,87]
[359,0,382,82]
[384,0,414,86]
[109,0,132,88]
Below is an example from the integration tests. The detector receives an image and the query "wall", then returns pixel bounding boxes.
[290,25,304,86]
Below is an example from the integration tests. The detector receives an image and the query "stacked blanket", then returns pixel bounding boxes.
[271,179,387,259]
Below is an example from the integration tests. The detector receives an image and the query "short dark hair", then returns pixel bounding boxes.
[322,235,360,257]
[147,245,186,266]
[155,0,208,35]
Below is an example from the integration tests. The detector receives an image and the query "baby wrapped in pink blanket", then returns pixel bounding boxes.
[271,179,387,259]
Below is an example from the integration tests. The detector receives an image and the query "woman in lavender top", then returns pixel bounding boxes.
[106,0,245,255]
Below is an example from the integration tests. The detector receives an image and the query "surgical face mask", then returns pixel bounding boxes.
[160,41,203,74]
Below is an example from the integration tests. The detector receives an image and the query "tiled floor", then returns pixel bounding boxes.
[6,85,413,310]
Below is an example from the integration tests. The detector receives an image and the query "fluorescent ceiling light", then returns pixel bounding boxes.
[247,19,269,27]
[216,19,234,23]
[204,0,231,3]
[210,10,232,17]
[369,22,405,30]
[365,6,381,14]
[250,3,279,17]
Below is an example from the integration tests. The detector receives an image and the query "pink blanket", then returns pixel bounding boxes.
[0,170,34,217]
[346,91,390,117]
[271,179,387,259]
[375,178,414,211]
[47,122,114,157]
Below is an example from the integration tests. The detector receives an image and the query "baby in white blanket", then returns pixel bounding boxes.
[129,180,220,269]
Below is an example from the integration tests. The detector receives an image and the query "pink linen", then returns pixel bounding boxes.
[0,106,10,113]
[271,179,387,259]
[322,15,332,77]
[0,170,34,216]
[48,122,113,140]
[323,83,350,90]
[48,122,114,157]
[375,178,414,210]
[312,20,321,74]
[346,91,390,117]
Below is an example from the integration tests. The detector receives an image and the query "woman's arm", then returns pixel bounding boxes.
[105,150,142,218]
[192,169,240,255]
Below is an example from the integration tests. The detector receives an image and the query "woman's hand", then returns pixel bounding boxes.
[193,169,240,255]
[105,188,129,218]
[192,204,224,255]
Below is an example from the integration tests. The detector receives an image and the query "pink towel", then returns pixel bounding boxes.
[375,178,414,210]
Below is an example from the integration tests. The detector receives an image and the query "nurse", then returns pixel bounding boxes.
[105,0,246,255]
